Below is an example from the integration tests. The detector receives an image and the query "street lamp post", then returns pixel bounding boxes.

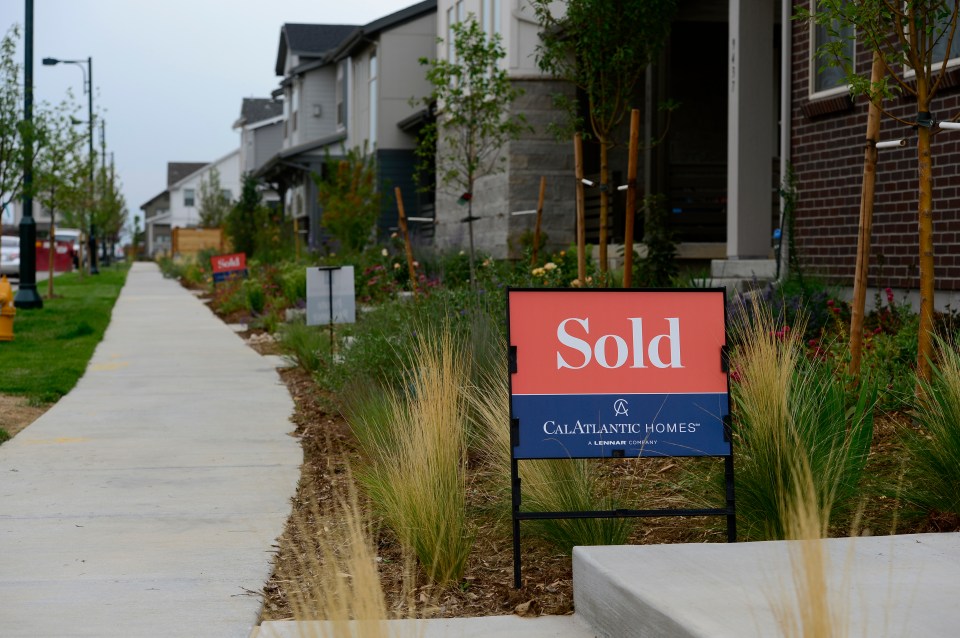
[14,0,42,309]
[42,55,98,275]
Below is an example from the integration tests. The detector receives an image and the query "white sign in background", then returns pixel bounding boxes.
[306,266,356,326]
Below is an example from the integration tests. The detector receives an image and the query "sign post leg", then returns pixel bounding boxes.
[725,454,737,542]
[327,269,334,354]
[512,456,522,589]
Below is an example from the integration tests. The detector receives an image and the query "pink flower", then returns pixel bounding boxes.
[885,287,894,304]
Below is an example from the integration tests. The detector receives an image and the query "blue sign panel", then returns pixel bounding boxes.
[512,392,730,459]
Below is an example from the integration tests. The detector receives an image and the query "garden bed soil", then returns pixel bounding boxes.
[252,357,960,622]
[212,275,960,623]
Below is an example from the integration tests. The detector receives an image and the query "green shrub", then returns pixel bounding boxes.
[244,280,266,315]
[729,298,875,541]
[277,320,328,374]
[905,336,960,518]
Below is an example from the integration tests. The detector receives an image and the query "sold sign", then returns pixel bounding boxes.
[508,289,730,459]
[210,252,248,284]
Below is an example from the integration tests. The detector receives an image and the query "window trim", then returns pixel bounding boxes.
[336,59,349,130]
[369,52,378,147]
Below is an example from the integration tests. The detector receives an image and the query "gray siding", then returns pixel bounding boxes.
[298,66,340,145]
[378,13,435,150]
[253,122,283,172]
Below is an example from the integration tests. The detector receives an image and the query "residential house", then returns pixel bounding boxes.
[255,22,360,249]
[429,0,785,278]
[431,0,576,259]
[233,98,284,206]
[790,4,960,303]
[141,162,204,256]
[141,150,240,256]
[257,1,437,251]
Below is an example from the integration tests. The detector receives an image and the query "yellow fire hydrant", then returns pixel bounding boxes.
[0,275,15,341]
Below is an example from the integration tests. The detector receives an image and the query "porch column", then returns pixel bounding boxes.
[727,0,774,258]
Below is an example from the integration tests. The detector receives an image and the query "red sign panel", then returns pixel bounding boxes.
[210,252,247,283]
[211,252,246,274]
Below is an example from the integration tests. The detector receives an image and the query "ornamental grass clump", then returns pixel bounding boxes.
[349,326,472,586]
[469,349,633,553]
[275,475,416,638]
[906,336,960,518]
[771,455,850,638]
[730,296,875,540]
[277,320,329,374]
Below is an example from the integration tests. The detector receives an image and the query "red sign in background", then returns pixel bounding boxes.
[210,253,246,274]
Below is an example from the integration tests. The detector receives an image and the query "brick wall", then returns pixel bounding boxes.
[791,19,960,292]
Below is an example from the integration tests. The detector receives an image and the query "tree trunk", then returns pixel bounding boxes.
[574,133,587,284]
[848,53,884,377]
[599,138,609,283]
[623,110,640,288]
[917,121,935,382]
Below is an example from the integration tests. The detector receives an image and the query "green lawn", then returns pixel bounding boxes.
[0,265,129,405]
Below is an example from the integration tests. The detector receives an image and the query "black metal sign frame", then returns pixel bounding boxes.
[507,287,737,588]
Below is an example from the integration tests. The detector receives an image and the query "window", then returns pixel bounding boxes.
[810,1,854,96]
[183,188,195,207]
[931,10,960,68]
[369,54,378,146]
[221,189,232,201]
[292,83,299,132]
[336,60,348,128]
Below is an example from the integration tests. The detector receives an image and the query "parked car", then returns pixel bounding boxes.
[1,235,19,276]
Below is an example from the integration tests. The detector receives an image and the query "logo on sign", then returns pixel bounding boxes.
[613,399,629,416]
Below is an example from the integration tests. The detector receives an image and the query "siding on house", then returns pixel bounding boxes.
[791,19,960,292]
[377,12,436,149]
[295,66,340,147]
[254,122,283,171]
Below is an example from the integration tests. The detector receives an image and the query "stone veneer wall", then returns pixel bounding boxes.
[434,78,576,260]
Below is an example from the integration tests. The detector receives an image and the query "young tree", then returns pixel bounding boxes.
[225,174,267,257]
[803,1,960,381]
[197,167,231,228]
[32,99,86,293]
[532,0,677,281]
[415,15,529,284]
[314,146,380,254]
[95,160,128,261]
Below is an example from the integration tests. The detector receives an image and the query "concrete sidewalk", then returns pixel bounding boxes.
[0,262,301,637]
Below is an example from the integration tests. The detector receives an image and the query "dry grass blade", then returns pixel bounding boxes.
[271,469,421,638]
[362,325,473,586]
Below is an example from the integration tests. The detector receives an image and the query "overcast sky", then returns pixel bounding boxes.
[2,0,414,232]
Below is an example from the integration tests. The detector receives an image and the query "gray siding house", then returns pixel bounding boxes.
[256,23,360,248]
[256,1,437,251]
[234,98,284,176]
[234,98,284,206]
[140,162,206,256]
